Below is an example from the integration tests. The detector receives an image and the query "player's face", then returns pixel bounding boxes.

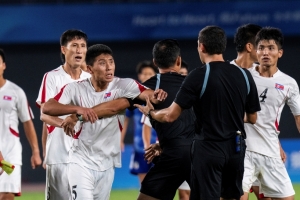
[138,67,156,83]
[0,56,6,78]
[179,68,188,76]
[61,38,87,68]
[256,39,283,68]
[90,53,115,83]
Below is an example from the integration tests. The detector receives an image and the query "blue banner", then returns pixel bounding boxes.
[1,1,300,43]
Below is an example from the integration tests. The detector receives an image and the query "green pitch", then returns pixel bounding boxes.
[18,184,300,200]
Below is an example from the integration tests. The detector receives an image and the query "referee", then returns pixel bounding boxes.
[136,39,195,200]
[135,26,261,200]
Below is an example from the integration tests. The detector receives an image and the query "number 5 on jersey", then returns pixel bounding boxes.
[260,88,268,102]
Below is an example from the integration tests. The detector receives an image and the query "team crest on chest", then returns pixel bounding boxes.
[275,83,284,90]
[3,95,12,101]
[104,92,111,98]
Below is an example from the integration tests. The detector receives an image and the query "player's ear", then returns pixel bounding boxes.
[199,43,206,53]
[153,59,158,68]
[87,65,93,74]
[61,46,66,55]
[176,56,181,67]
[278,48,283,58]
[245,43,253,53]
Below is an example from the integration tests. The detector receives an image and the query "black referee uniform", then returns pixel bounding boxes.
[139,72,195,200]
[174,61,261,200]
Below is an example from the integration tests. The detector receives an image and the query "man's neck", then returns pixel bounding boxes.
[158,66,179,74]
[0,77,6,88]
[90,78,110,92]
[203,54,224,64]
[256,65,278,77]
[63,63,82,80]
[235,53,255,69]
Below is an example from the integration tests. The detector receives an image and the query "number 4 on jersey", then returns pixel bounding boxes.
[260,88,268,102]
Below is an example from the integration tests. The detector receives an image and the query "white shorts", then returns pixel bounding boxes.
[0,165,21,195]
[178,181,190,190]
[46,163,71,200]
[68,163,115,200]
[243,151,295,198]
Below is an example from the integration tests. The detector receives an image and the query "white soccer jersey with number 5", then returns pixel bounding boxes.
[245,66,300,158]
[0,80,34,165]
[54,77,147,171]
[36,65,91,165]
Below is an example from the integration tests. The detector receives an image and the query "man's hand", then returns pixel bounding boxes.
[31,151,42,169]
[134,97,154,116]
[61,114,78,137]
[151,89,167,104]
[280,146,286,163]
[76,107,98,123]
[144,143,162,164]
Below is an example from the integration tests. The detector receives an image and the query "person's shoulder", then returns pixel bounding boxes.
[5,80,26,96]
[43,65,64,78]
[277,69,298,86]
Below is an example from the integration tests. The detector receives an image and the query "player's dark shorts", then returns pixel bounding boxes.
[190,138,246,200]
[129,151,153,175]
[140,139,192,200]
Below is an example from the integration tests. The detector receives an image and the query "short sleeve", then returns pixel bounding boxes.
[121,78,148,99]
[174,67,204,109]
[244,70,261,113]
[53,84,74,105]
[141,114,152,127]
[286,79,300,116]
[16,88,34,122]
[36,73,56,107]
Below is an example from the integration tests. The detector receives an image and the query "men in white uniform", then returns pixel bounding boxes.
[0,49,42,200]
[240,27,299,200]
[36,30,91,200]
[42,44,166,200]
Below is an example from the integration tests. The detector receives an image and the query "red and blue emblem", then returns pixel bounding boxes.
[275,83,284,90]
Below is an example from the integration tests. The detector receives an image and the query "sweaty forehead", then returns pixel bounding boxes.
[96,53,113,60]
[67,38,87,45]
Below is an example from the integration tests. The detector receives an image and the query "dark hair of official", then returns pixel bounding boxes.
[60,29,88,63]
[234,24,262,52]
[152,39,180,69]
[86,44,113,66]
[181,60,189,71]
[255,27,284,49]
[198,25,226,55]
[136,60,158,74]
[0,48,6,63]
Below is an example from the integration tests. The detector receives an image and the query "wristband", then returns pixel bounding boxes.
[147,109,154,118]
[76,114,83,122]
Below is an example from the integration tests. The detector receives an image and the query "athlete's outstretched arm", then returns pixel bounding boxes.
[23,120,42,169]
[244,112,257,124]
[137,89,167,104]
[294,115,300,133]
[135,97,183,123]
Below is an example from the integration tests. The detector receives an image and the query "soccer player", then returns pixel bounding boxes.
[231,23,273,200]
[36,29,91,200]
[240,27,299,200]
[135,39,195,200]
[121,60,158,183]
[42,44,167,200]
[0,48,42,200]
[135,26,261,200]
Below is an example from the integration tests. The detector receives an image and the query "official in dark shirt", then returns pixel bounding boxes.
[135,26,261,200]
[136,39,195,200]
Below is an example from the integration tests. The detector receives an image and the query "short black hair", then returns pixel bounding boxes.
[152,39,180,69]
[86,44,113,66]
[0,49,5,63]
[60,29,88,63]
[198,26,226,55]
[136,60,158,74]
[255,27,284,49]
[234,24,262,52]
[181,60,189,71]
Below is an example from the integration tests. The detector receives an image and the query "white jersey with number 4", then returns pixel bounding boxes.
[246,65,300,158]
[0,80,34,165]
[54,77,147,171]
[36,65,91,164]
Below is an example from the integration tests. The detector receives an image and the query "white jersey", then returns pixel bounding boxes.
[246,65,300,158]
[0,80,34,165]
[54,77,147,171]
[36,65,91,164]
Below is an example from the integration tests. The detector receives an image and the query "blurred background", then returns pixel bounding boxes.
[1,0,300,195]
